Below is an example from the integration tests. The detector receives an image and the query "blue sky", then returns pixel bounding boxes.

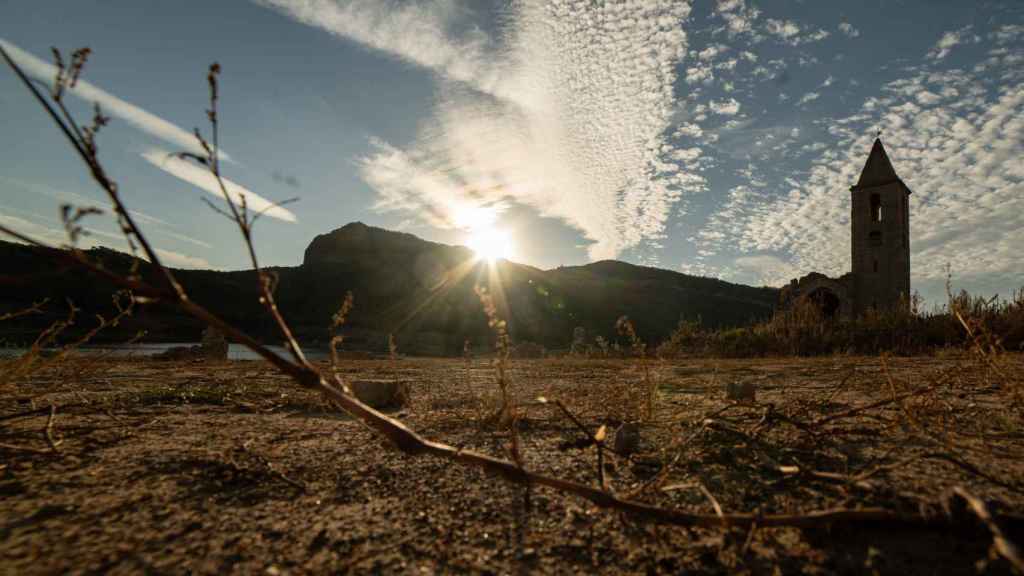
[1,0,1022,306]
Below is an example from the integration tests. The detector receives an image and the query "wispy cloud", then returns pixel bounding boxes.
[0,38,228,161]
[254,0,507,99]
[0,209,213,269]
[154,248,213,269]
[141,149,297,223]
[270,0,692,259]
[0,176,213,249]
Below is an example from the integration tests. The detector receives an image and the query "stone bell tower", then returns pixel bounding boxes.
[850,138,911,316]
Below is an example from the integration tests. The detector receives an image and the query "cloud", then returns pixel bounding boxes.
[0,212,71,247]
[838,22,860,38]
[283,1,694,260]
[686,63,715,84]
[714,0,760,38]
[0,176,213,249]
[254,0,508,99]
[154,248,213,269]
[734,254,799,286]
[992,24,1024,44]
[693,53,1024,292]
[765,19,800,40]
[927,26,973,60]
[709,98,741,115]
[0,38,228,161]
[0,209,213,269]
[797,91,820,105]
[697,44,728,61]
[141,149,297,223]
[763,19,829,46]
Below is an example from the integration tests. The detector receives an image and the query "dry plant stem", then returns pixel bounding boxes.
[823,368,856,405]
[199,65,307,368]
[924,452,1024,496]
[5,48,1021,533]
[0,406,54,423]
[811,382,941,427]
[697,481,726,525]
[0,405,62,454]
[0,46,182,299]
[44,405,62,452]
[954,486,1024,573]
[0,298,49,321]
[540,397,630,458]
[0,442,53,454]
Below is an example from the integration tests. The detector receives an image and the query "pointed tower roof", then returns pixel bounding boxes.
[853,138,900,188]
[850,138,911,193]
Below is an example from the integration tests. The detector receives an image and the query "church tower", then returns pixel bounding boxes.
[850,138,911,315]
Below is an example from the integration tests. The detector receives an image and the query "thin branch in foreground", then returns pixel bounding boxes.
[0,298,50,322]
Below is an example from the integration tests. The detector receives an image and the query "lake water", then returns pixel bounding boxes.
[0,342,331,361]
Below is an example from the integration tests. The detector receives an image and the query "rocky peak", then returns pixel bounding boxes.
[303,222,465,267]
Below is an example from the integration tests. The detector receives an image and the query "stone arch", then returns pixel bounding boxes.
[786,273,852,320]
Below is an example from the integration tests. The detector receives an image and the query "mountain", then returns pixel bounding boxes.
[0,223,779,354]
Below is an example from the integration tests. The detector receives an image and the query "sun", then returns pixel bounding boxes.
[466,226,513,263]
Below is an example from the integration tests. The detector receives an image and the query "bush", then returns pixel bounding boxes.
[657,286,1024,358]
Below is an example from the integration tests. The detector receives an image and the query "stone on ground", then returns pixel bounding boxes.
[726,380,756,403]
[201,325,229,360]
[350,379,410,410]
[614,422,642,454]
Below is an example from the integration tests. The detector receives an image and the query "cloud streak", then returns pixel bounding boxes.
[254,0,508,100]
[0,209,213,269]
[0,38,228,161]
[141,149,297,223]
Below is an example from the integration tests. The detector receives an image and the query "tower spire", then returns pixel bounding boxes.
[853,137,900,190]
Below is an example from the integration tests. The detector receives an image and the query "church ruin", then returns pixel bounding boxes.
[782,138,912,319]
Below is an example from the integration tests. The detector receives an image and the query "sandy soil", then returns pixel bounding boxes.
[2,352,1023,574]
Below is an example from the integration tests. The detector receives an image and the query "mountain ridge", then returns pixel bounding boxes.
[0,222,779,354]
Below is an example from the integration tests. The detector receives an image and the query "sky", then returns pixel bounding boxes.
[1,0,1022,307]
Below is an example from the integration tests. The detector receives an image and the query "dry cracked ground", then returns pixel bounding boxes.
[2,352,1023,574]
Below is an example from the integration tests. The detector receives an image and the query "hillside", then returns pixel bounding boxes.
[0,223,779,354]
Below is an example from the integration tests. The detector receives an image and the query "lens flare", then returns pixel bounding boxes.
[466,227,513,262]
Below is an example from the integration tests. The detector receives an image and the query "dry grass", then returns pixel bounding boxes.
[2,353,1023,573]
[659,286,1024,358]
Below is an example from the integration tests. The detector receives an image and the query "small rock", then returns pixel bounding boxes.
[614,422,642,454]
[200,325,229,360]
[350,379,410,410]
[726,380,756,403]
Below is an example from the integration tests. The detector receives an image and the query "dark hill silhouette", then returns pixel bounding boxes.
[0,222,779,354]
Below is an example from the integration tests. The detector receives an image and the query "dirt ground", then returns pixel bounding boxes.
[2,352,1023,575]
